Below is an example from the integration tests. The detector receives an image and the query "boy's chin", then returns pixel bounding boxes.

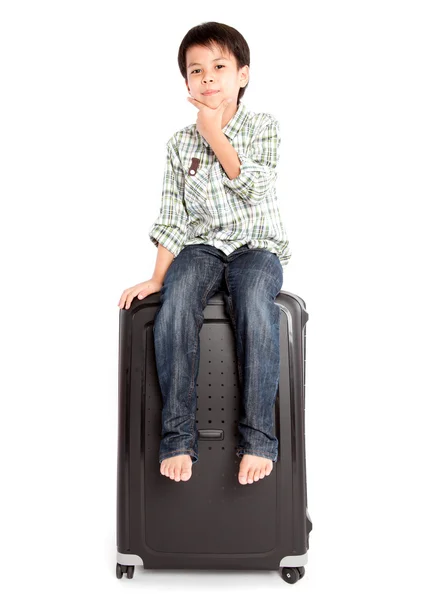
[200,95,228,109]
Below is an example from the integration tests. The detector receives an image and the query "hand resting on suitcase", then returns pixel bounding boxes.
[118,278,162,310]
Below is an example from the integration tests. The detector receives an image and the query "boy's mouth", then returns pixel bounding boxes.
[202,90,220,96]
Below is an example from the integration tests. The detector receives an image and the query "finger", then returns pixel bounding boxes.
[137,287,148,300]
[125,291,138,309]
[118,295,128,309]
[118,290,130,308]
[217,97,233,111]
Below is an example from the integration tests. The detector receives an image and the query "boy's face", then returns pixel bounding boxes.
[185,43,249,110]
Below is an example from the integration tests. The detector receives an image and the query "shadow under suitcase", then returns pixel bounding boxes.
[116,281,313,585]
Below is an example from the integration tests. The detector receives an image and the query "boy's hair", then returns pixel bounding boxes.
[178,22,250,105]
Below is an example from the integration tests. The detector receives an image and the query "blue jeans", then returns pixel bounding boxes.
[153,243,283,465]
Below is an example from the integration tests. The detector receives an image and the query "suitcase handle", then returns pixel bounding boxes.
[198,429,224,441]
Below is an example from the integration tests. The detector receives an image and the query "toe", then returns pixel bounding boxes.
[181,461,192,481]
[181,468,191,481]
[247,467,255,484]
[238,464,248,484]
[253,468,260,482]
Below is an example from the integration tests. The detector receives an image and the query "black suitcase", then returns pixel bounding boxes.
[116,282,313,585]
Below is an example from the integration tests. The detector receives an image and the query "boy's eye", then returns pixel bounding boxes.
[191,65,225,74]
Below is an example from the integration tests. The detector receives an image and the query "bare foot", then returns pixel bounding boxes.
[160,454,193,482]
[238,454,273,485]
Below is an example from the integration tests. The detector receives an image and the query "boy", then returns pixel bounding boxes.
[118,22,292,486]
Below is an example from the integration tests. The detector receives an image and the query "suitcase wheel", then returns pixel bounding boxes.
[281,566,305,584]
[116,563,134,579]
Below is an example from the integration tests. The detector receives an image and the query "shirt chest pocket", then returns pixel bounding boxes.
[184,160,231,221]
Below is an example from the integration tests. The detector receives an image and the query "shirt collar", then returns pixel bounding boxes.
[200,101,248,147]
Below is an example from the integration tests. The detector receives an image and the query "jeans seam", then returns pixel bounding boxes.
[186,271,223,446]
[160,448,197,463]
[160,448,195,455]
[236,449,277,460]
[224,267,244,386]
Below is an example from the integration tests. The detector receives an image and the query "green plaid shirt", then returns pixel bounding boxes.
[148,101,292,268]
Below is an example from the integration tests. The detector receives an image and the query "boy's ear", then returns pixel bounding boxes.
[240,65,249,86]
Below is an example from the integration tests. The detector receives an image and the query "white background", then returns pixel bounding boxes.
[1,0,426,597]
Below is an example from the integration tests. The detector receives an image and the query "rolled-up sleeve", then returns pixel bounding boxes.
[222,118,281,205]
[148,136,188,257]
